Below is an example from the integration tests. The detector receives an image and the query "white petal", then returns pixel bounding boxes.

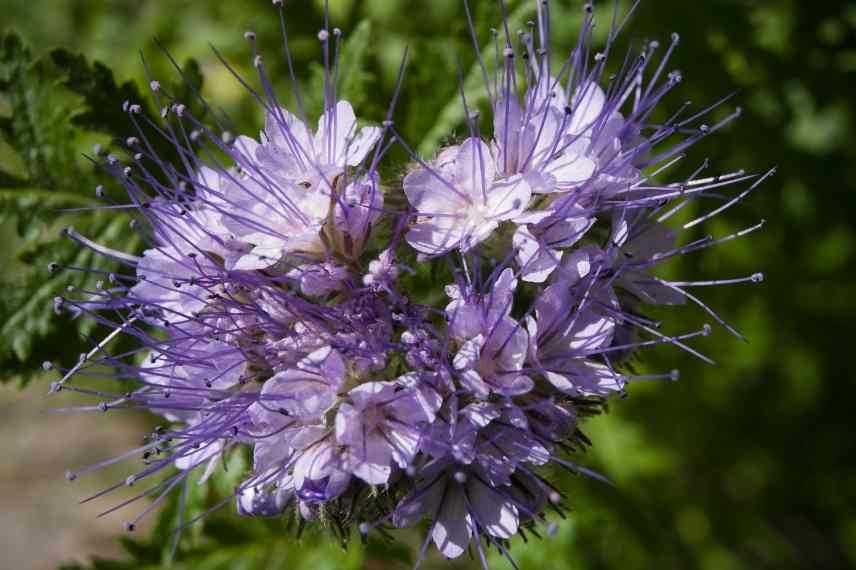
[406,218,464,255]
[469,481,519,539]
[485,175,531,221]
[453,336,483,370]
[569,83,606,135]
[346,125,382,166]
[432,486,472,559]
[456,138,496,201]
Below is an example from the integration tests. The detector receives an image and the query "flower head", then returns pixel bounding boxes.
[49,1,768,566]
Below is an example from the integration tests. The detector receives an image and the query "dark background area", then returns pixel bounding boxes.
[1,0,854,568]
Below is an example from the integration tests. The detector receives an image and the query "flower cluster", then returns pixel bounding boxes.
[50,1,767,566]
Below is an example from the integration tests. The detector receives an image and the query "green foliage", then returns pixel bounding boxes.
[0,31,205,383]
[59,525,364,570]
[0,32,117,382]
[305,20,376,119]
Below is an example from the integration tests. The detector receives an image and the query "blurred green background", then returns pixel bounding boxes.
[1,0,854,569]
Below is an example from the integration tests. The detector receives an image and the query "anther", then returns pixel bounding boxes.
[42,361,54,371]
[126,137,139,147]
[65,470,77,481]
[670,369,681,381]
[503,47,514,58]
[547,522,558,536]
[751,272,764,283]
[124,522,135,532]
[149,80,160,92]
[95,185,105,198]
[549,491,562,504]
[358,522,370,535]
[702,323,712,336]
[92,143,102,156]
[453,471,467,484]
[254,55,263,68]
[48,262,60,273]
[671,32,681,44]
[128,104,141,114]
[244,31,256,41]
[318,29,329,42]
[49,381,62,393]
[333,28,342,37]
[125,475,136,486]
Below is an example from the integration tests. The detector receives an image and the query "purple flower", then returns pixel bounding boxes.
[513,205,594,282]
[492,87,596,193]
[405,138,531,255]
[50,1,767,565]
[335,379,442,484]
[526,250,625,397]
[258,346,344,421]
[241,100,381,186]
[394,462,520,559]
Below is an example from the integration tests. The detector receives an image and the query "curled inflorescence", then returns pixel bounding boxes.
[49,0,768,565]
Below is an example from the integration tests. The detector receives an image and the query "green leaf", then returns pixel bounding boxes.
[337,20,374,111]
[0,32,201,383]
[416,1,536,156]
[153,469,210,564]
[304,20,375,120]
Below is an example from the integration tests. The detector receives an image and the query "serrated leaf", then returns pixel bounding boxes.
[0,32,203,383]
